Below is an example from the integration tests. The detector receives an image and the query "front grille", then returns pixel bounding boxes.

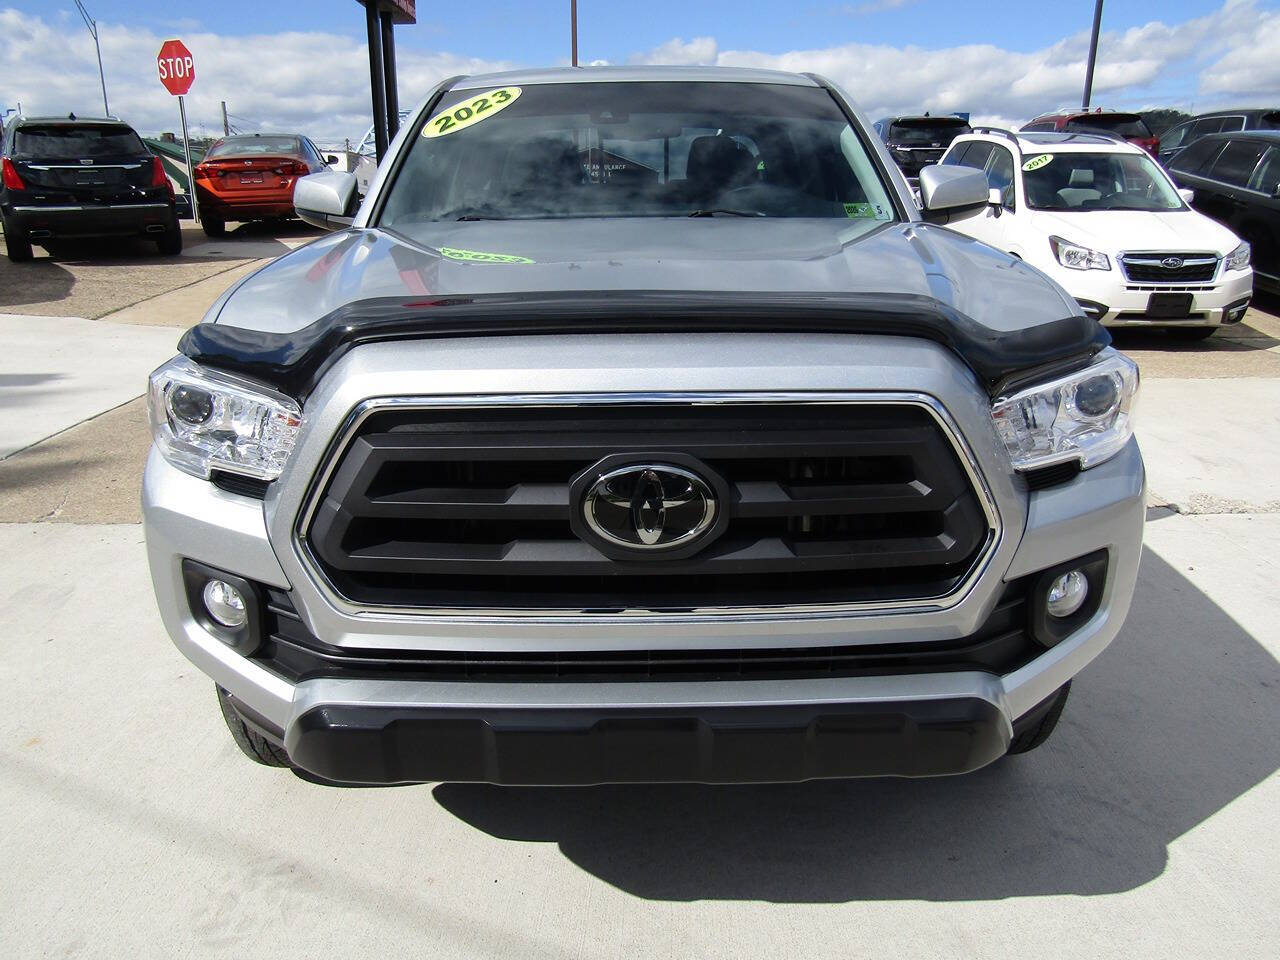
[254,580,1035,683]
[301,401,995,612]
[1120,254,1218,283]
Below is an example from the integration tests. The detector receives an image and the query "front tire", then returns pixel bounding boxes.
[1006,682,1070,755]
[216,685,291,767]
[2,214,33,262]
[201,214,226,238]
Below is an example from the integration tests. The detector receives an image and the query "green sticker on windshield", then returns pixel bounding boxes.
[844,202,889,220]
[1022,154,1053,172]
[425,87,522,138]
[439,246,533,264]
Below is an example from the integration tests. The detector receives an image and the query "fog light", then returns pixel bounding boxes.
[1046,569,1088,618]
[202,579,247,628]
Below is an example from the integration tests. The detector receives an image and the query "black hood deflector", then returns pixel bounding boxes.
[179,290,1109,401]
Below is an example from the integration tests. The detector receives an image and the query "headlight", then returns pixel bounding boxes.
[991,352,1139,470]
[148,356,302,481]
[1049,235,1110,271]
[1225,241,1250,271]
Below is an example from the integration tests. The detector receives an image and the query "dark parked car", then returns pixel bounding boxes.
[1158,108,1280,166]
[1021,110,1159,155]
[1167,130,1280,293]
[0,115,181,262]
[873,114,971,178]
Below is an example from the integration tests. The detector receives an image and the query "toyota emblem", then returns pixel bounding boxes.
[578,463,718,554]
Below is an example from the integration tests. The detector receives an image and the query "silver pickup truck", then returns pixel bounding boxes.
[144,66,1144,785]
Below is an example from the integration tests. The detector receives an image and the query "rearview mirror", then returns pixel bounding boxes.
[294,170,358,231]
[919,165,991,219]
[1178,188,1195,204]
[325,154,340,166]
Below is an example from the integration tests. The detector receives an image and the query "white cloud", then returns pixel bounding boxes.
[628,36,719,66]
[0,1,1274,147]
[639,0,1279,123]
[0,10,511,143]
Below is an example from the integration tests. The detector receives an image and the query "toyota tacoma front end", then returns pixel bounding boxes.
[143,67,1145,785]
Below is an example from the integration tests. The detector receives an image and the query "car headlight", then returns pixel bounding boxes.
[991,352,1139,471]
[1225,241,1250,271]
[1049,235,1110,271]
[148,356,302,481]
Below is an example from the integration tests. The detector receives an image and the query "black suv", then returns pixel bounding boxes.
[1168,130,1280,293]
[873,115,972,179]
[1,115,182,262]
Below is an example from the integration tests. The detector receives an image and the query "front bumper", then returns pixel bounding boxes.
[143,334,1147,784]
[1030,257,1254,327]
[5,201,174,239]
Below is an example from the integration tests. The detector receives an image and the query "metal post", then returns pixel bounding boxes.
[221,101,229,136]
[380,10,399,140]
[75,1,109,115]
[365,1,388,161]
[571,0,578,67]
[1082,0,1104,109]
[178,94,199,223]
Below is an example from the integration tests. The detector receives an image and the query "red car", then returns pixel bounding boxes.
[191,134,332,236]
[1021,109,1160,155]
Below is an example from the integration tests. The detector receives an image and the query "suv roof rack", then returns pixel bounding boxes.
[969,126,1022,145]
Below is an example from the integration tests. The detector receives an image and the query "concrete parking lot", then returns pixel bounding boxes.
[0,229,1276,958]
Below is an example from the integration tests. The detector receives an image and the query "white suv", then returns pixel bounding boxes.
[936,129,1253,338]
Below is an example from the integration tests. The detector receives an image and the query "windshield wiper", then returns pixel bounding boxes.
[688,208,765,218]
[455,214,510,221]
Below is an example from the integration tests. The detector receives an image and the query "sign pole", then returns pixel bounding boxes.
[177,94,199,223]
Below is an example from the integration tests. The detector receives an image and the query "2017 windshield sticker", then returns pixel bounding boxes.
[844,202,891,220]
[1022,154,1054,172]
[439,246,533,264]
[424,87,522,138]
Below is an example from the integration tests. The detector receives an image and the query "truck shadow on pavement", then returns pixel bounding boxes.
[432,539,1280,902]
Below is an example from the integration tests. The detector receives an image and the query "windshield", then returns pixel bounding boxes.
[379,81,898,224]
[207,136,300,157]
[888,120,970,144]
[1022,151,1184,211]
[14,125,145,158]
[1064,114,1151,138]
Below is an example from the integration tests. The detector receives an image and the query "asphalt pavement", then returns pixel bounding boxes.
[0,228,1276,959]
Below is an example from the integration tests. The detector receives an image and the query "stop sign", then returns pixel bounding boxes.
[156,39,195,96]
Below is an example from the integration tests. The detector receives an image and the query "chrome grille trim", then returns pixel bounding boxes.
[291,392,1003,622]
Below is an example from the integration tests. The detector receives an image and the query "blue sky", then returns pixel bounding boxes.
[27,0,1267,64]
[5,1,1277,141]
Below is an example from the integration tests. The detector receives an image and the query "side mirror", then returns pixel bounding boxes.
[988,188,1003,206]
[325,154,340,165]
[1178,188,1195,204]
[294,170,358,231]
[919,165,991,219]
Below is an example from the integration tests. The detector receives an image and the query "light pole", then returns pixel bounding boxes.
[1082,0,1104,109]
[571,0,578,67]
[74,1,110,116]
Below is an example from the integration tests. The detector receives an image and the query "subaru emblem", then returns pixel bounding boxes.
[1161,256,1184,269]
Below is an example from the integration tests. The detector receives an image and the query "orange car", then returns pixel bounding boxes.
[191,134,333,236]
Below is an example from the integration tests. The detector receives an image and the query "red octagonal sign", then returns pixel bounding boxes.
[157,39,195,96]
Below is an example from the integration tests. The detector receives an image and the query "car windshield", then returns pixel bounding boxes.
[207,136,300,157]
[13,125,145,158]
[888,119,970,144]
[1021,151,1184,211]
[1064,114,1151,138]
[379,81,898,224]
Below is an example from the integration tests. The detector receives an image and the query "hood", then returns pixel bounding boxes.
[210,218,1077,335]
[187,217,1105,399]
[1028,208,1242,256]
